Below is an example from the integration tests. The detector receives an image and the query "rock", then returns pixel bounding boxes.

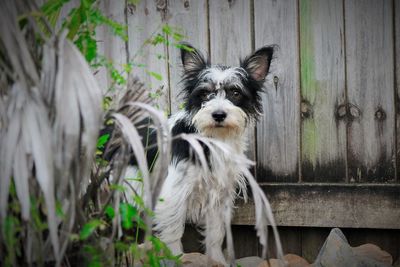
[258,254,309,267]
[258,259,286,267]
[284,254,310,267]
[180,252,224,267]
[312,228,392,267]
[235,256,264,267]
[353,244,393,266]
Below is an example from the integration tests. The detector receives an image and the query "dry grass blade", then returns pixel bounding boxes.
[52,35,103,197]
[179,134,210,175]
[125,102,171,208]
[111,113,154,240]
[243,167,284,262]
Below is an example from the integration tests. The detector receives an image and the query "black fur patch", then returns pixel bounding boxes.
[171,118,198,163]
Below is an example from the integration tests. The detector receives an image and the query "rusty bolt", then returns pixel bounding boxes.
[301,101,313,118]
[184,0,190,8]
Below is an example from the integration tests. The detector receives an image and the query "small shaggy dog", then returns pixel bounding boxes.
[152,44,274,264]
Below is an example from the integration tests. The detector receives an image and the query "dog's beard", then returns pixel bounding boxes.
[192,103,247,140]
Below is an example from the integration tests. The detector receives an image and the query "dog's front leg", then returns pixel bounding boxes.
[154,164,192,255]
[205,205,227,265]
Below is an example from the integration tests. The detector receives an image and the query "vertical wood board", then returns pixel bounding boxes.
[299,0,347,182]
[167,0,208,113]
[254,0,300,182]
[97,0,127,94]
[345,0,395,183]
[232,226,260,258]
[209,0,252,65]
[209,0,256,161]
[127,0,170,113]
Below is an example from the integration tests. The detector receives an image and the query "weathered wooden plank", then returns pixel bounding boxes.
[396,0,400,182]
[345,0,395,183]
[96,0,127,94]
[209,0,251,65]
[167,0,208,113]
[182,224,203,253]
[232,225,260,258]
[126,0,170,113]
[254,0,300,182]
[299,0,346,182]
[209,0,256,161]
[263,226,302,258]
[232,184,400,229]
[301,227,331,262]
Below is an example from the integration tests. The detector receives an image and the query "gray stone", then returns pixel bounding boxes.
[235,256,264,267]
[180,252,224,267]
[312,228,392,267]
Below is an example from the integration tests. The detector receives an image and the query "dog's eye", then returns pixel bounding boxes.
[231,90,242,99]
[207,92,216,100]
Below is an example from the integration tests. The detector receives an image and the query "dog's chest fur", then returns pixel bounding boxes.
[165,110,249,224]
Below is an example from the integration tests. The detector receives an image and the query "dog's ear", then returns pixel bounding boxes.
[180,43,207,73]
[241,46,274,82]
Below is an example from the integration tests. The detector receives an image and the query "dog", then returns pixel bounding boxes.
[152,43,274,264]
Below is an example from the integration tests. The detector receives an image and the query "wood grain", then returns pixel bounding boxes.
[345,0,395,183]
[264,227,302,258]
[232,184,400,229]
[209,0,252,65]
[232,225,260,258]
[254,0,300,182]
[126,0,170,113]
[167,0,208,113]
[299,0,346,182]
[97,0,127,93]
[209,0,256,160]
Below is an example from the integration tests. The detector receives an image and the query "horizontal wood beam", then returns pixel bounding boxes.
[232,183,400,229]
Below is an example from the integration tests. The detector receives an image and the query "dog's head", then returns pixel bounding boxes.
[179,44,274,139]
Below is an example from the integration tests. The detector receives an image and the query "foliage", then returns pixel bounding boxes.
[0,0,182,266]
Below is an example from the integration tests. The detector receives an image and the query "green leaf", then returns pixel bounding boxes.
[119,203,146,230]
[120,203,136,229]
[104,205,115,220]
[114,241,129,252]
[79,219,103,240]
[96,134,110,149]
[174,43,194,52]
[128,0,141,4]
[147,71,163,81]
[109,184,126,192]
[55,200,65,219]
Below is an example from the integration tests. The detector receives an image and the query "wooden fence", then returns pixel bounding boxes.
[63,0,400,261]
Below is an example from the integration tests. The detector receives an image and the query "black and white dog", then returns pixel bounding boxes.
[152,44,274,264]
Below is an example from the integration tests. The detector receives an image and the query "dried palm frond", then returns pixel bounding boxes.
[0,0,102,264]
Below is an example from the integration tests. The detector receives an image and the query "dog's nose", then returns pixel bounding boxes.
[212,110,227,122]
